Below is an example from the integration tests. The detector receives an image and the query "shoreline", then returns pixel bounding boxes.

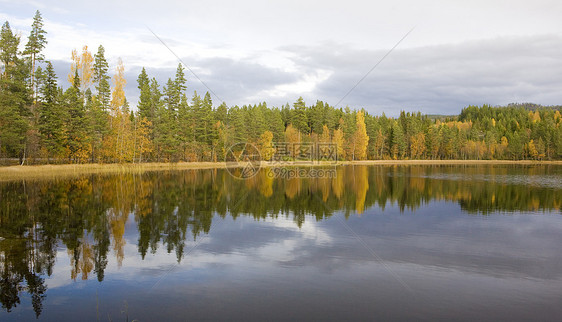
[1,160,561,182]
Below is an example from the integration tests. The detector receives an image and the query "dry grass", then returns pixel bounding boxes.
[0,162,227,182]
[1,160,560,182]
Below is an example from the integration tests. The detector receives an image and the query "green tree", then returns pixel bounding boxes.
[391,121,407,159]
[93,45,110,110]
[268,107,285,142]
[0,22,30,163]
[24,10,47,102]
[137,67,152,120]
[229,105,247,143]
[64,71,89,162]
[0,22,19,78]
[38,62,66,160]
[291,97,309,135]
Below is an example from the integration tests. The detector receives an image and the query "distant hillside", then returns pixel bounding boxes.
[503,103,562,111]
[425,114,457,121]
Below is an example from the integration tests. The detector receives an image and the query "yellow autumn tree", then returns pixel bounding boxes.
[410,132,426,159]
[111,58,126,110]
[101,58,133,162]
[496,136,508,159]
[529,111,541,123]
[319,125,331,143]
[332,127,345,161]
[258,130,275,161]
[284,124,300,158]
[526,139,538,159]
[554,110,561,123]
[67,49,80,84]
[68,45,93,94]
[352,110,369,160]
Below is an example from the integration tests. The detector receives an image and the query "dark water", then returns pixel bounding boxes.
[1,165,561,321]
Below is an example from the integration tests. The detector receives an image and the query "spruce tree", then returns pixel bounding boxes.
[38,62,66,160]
[137,67,152,120]
[64,70,88,162]
[291,97,309,134]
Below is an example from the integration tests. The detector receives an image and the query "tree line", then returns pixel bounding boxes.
[1,11,562,165]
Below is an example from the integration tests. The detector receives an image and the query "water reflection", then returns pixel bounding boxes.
[0,165,560,319]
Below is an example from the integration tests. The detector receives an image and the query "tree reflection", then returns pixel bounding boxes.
[0,164,560,316]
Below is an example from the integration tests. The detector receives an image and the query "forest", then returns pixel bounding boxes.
[1,11,562,165]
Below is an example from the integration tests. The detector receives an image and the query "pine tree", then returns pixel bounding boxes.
[93,45,110,110]
[0,22,19,78]
[24,10,47,103]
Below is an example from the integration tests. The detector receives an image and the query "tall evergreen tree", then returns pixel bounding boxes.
[137,67,152,120]
[201,92,215,146]
[291,97,309,134]
[93,45,110,110]
[0,21,31,163]
[64,71,88,162]
[24,10,47,102]
[391,121,407,159]
[38,62,66,160]
[0,22,20,78]
[268,108,286,142]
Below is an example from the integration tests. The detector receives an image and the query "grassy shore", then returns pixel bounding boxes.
[0,160,561,182]
[0,162,227,182]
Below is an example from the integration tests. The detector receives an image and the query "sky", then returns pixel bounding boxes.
[1,0,561,116]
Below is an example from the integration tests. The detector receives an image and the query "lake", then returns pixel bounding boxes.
[1,164,561,321]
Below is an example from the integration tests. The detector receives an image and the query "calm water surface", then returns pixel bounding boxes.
[1,165,561,321]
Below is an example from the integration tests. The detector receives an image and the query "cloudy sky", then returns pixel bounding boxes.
[1,0,561,116]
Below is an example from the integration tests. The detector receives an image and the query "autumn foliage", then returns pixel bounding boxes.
[1,12,562,165]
